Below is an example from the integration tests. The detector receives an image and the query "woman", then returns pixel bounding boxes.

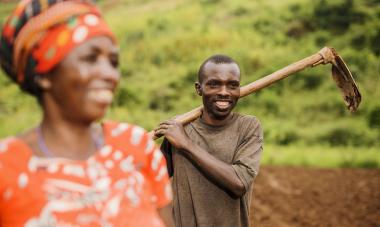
[0,0,173,226]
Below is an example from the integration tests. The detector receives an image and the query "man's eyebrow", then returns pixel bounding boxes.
[206,79,220,82]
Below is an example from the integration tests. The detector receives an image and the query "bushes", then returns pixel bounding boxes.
[321,127,356,146]
[287,72,324,90]
[275,130,300,145]
[318,126,376,147]
[313,0,368,34]
[113,87,140,107]
[368,106,380,129]
[370,30,380,56]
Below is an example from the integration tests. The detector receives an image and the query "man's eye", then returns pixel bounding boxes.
[229,82,240,89]
[208,81,220,88]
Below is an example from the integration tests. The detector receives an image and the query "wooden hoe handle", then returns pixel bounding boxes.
[151,47,361,139]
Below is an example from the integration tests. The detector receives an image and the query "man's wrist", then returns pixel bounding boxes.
[181,138,194,154]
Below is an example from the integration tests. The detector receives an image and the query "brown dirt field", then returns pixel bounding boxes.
[250,166,380,227]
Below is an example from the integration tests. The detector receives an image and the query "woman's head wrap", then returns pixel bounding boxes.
[0,0,115,96]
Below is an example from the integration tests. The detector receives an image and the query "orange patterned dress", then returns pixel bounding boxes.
[0,121,172,227]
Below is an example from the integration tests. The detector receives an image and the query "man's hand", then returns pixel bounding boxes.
[154,120,190,151]
[155,120,248,197]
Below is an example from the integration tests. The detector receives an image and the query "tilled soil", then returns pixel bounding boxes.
[250,166,380,227]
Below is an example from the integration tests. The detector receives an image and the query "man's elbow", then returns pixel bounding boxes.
[231,181,246,198]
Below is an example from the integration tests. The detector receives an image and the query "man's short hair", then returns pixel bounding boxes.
[197,54,239,82]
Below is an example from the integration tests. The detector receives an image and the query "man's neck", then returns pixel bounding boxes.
[200,111,234,127]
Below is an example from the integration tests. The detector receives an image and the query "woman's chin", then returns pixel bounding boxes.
[82,105,109,122]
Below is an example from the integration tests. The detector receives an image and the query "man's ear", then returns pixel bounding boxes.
[195,82,202,96]
[35,75,52,90]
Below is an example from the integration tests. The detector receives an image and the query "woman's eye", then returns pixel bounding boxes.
[110,55,119,68]
[82,54,98,63]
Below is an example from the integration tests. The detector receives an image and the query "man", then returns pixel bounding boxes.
[154,54,263,227]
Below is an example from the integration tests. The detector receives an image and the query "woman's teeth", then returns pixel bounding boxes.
[88,90,113,104]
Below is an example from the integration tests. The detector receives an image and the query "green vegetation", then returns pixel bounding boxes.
[1,0,379,168]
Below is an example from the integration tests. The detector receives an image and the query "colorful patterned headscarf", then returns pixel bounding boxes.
[0,0,115,96]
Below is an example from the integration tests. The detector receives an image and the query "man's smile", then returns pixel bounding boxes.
[214,100,232,110]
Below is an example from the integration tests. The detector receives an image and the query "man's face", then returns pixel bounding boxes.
[196,62,240,120]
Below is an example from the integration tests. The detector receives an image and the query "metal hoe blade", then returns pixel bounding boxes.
[329,48,361,112]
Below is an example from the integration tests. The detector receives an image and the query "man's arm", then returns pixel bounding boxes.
[155,120,248,197]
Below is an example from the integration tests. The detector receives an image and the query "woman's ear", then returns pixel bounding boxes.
[34,75,52,90]
[195,82,202,96]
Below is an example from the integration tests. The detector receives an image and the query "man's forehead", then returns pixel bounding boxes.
[203,62,240,79]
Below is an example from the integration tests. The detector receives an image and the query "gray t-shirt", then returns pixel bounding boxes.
[161,113,263,227]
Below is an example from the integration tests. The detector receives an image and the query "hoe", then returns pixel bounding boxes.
[151,47,361,139]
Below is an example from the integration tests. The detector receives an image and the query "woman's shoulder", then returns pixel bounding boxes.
[103,120,149,137]
[102,120,153,149]
[101,121,156,165]
[0,137,32,175]
[1,127,37,155]
[0,136,28,154]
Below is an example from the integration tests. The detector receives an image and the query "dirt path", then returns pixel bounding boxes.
[250,166,380,227]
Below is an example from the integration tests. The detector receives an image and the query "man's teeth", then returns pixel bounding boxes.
[215,101,230,108]
[88,90,113,103]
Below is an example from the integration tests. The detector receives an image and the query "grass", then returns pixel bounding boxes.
[263,145,380,168]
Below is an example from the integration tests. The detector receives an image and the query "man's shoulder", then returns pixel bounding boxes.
[233,113,261,126]
[233,113,263,137]
[184,113,262,136]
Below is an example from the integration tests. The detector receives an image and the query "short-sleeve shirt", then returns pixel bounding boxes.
[161,113,263,227]
[0,121,172,227]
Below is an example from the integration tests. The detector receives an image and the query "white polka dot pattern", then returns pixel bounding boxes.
[0,142,7,153]
[18,173,28,188]
[100,145,112,157]
[151,149,163,171]
[84,14,99,26]
[0,138,13,154]
[111,123,129,137]
[155,166,167,181]
[165,182,173,200]
[145,140,155,154]
[63,165,85,178]
[72,26,88,43]
[3,188,13,201]
[120,156,134,173]
[113,151,123,161]
[130,126,145,145]
[105,160,114,169]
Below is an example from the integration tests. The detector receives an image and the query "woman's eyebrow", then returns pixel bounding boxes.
[87,45,119,54]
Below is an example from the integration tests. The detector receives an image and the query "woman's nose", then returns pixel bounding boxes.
[97,57,120,83]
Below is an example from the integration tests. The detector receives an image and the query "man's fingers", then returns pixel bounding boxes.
[155,124,171,132]
[154,120,181,137]
[154,128,167,137]
[159,120,177,127]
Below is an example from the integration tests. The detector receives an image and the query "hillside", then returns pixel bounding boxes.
[1,0,379,167]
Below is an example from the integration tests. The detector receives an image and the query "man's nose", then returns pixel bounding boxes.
[218,85,230,96]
